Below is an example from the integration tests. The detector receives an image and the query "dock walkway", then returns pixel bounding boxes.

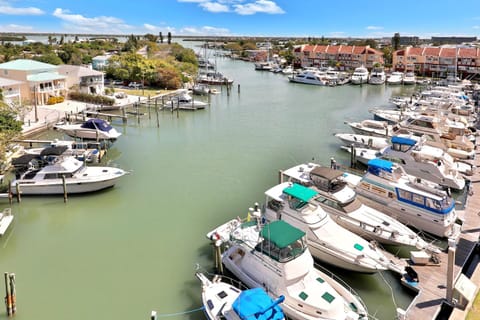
[403,148,480,319]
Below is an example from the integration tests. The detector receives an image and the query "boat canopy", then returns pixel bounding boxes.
[260,220,305,249]
[367,158,393,174]
[283,183,318,202]
[310,166,343,181]
[391,136,416,146]
[232,288,285,320]
[81,119,113,132]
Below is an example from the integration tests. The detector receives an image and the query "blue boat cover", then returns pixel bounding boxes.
[391,136,416,146]
[81,118,113,132]
[367,158,393,174]
[232,288,285,320]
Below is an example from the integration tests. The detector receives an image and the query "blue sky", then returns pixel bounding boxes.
[0,0,479,38]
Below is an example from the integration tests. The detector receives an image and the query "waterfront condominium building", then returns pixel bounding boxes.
[392,46,480,79]
[292,44,384,71]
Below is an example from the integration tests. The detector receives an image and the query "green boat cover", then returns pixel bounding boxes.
[260,220,305,249]
[283,183,318,202]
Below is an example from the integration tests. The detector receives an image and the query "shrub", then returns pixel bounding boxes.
[68,91,115,106]
[46,96,65,105]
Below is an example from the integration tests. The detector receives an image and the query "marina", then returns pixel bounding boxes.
[1,45,480,320]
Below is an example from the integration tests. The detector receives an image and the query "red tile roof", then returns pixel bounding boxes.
[440,48,456,58]
[458,48,478,58]
[338,45,354,54]
[353,46,365,54]
[408,47,424,55]
[313,45,328,53]
[326,45,338,54]
[423,47,441,56]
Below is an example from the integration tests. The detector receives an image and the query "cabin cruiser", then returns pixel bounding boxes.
[368,67,386,85]
[23,139,101,163]
[350,66,369,85]
[402,72,417,85]
[334,133,390,150]
[207,218,368,320]
[10,155,126,195]
[346,119,391,137]
[197,71,234,85]
[288,70,327,86]
[353,159,461,238]
[279,163,431,250]
[196,272,285,320]
[263,182,405,274]
[254,61,274,71]
[386,72,404,85]
[281,65,294,75]
[54,118,121,141]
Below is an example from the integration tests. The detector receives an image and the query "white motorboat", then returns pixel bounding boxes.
[207,218,368,320]
[23,139,101,163]
[164,89,208,110]
[54,118,121,141]
[281,65,294,75]
[196,272,285,320]
[197,71,234,85]
[10,155,126,195]
[192,83,212,96]
[346,119,392,137]
[368,67,386,85]
[263,182,404,274]
[350,66,369,85]
[380,136,467,190]
[279,163,430,250]
[288,70,327,86]
[334,133,390,150]
[402,72,417,85]
[386,72,404,85]
[354,158,461,238]
[0,208,14,237]
[254,61,274,71]
[340,145,381,166]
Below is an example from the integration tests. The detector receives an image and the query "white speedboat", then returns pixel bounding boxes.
[281,65,294,75]
[288,70,327,86]
[350,66,369,85]
[279,163,430,250]
[23,139,101,163]
[196,272,285,320]
[340,145,381,166]
[334,133,390,150]
[386,72,404,85]
[0,208,14,237]
[346,119,392,137]
[402,72,417,85]
[368,67,386,85]
[263,182,404,274]
[165,89,208,110]
[207,218,368,320]
[54,118,121,141]
[10,155,126,195]
[354,158,461,238]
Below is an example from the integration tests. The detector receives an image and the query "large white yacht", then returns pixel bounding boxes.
[368,67,386,85]
[288,70,327,86]
[353,158,461,239]
[10,155,126,195]
[279,163,431,250]
[402,72,417,85]
[386,72,404,85]
[207,218,369,320]
[350,66,369,85]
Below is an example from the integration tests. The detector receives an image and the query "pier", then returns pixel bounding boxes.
[402,149,480,319]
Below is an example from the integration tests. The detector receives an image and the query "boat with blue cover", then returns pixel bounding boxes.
[196,272,285,320]
[54,118,121,141]
[207,218,369,319]
[354,158,461,238]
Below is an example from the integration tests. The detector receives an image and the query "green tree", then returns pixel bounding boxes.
[33,53,63,65]
[0,91,22,172]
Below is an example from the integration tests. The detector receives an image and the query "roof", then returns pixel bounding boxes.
[440,48,457,58]
[58,65,103,78]
[310,167,343,181]
[424,47,441,56]
[260,220,305,249]
[0,59,58,71]
[0,77,23,87]
[283,183,318,202]
[27,72,66,82]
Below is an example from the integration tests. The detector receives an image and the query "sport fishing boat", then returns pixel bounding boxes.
[10,155,126,195]
[263,182,405,274]
[207,218,368,320]
[54,118,121,141]
[354,158,461,239]
[196,272,285,320]
[278,163,430,250]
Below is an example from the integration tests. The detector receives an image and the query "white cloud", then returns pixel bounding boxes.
[473,25,480,29]
[0,23,34,32]
[366,26,383,30]
[0,5,44,15]
[142,22,229,36]
[234,0,284,15]
[52,8,132,33]
[200,2,229,13]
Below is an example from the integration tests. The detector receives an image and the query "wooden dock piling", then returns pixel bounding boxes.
[4,272,11,316]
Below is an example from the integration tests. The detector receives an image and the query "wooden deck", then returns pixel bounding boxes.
[402,149,480,319]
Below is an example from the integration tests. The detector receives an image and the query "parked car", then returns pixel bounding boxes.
[128,82,141,88]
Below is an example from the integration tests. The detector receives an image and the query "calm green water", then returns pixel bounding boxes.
[0,52,421,319]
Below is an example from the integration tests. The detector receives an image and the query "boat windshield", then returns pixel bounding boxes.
[255,238,306,263]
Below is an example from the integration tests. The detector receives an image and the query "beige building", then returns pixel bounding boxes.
[0,59,67,106]
[293,44,384,71]
[392,46,480,78]
[58,65,104,95]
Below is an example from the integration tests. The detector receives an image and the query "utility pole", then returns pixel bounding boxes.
[34,84,38,122]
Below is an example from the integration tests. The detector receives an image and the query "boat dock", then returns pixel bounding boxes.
[401,149,480,319]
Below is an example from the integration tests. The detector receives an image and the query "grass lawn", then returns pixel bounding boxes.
[115,87,171,97]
